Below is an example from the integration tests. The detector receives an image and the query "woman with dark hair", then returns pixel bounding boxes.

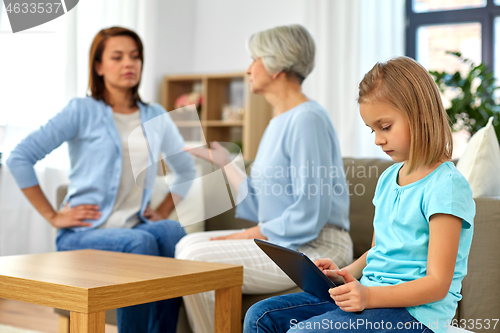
[6,26,195,333]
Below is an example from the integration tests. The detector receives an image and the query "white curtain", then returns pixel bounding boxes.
[0,0,161,256]
[302,0,406,158]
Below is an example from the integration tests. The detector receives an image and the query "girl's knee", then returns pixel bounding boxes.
[243,299,277,333]
[243,303,261,333]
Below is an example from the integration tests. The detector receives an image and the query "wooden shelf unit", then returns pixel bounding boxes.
[161,72,273,160]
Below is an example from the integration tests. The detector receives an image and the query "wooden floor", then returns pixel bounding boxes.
[0,299,117,333]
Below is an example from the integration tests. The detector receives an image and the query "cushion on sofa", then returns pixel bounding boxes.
[456,117,500,198]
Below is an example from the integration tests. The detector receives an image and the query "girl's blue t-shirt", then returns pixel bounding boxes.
[360,162,475,333]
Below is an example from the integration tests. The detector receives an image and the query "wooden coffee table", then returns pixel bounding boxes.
[0,249,243,332]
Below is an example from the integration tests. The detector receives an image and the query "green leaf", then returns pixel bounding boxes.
[430,51,500,143]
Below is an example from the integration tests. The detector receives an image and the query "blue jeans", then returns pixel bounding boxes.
[56,220,186,333]
[244,292,433,333]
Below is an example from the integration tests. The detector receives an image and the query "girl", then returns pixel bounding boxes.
[6,27,195,332]
[243,56,475,333]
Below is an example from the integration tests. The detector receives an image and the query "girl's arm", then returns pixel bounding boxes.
[367,213,462,307]
[318,233,374,282]
[331,213,462,311]
[340,249,370,280]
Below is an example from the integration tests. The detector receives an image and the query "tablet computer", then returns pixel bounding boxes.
[254,239,341,302]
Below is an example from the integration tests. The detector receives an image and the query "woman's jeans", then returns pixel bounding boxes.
[244,292,433,333]
[56,220,186,333]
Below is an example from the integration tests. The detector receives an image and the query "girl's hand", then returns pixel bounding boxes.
[143,206,164,221]
[315,259,345,285]
[49,203,98,228]
[315,258,339,271]
[184,142,230,168]
[210,226,267,241]
[329,269,370,312]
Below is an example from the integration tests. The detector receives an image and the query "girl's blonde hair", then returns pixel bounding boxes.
[358,56,452,174]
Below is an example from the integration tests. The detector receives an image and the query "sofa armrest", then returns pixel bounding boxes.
[205,207,256,231]
[459,197,500,331]
[203,160,257,231]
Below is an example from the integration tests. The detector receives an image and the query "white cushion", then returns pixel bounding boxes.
[456,117,500,197]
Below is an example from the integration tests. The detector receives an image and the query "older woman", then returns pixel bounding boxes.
[6,27,195,332]
[175,24,352,333]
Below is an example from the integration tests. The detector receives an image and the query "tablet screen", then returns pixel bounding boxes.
[255,239,339,302]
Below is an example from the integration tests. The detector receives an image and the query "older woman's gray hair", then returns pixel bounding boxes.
[247,24,315,84]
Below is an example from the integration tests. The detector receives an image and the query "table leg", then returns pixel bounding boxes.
[214,285,242,333]
[58,315,70,333]
[69,311,105,333]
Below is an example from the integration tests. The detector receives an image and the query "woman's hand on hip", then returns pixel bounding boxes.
[210,226,267,241]
[184,141,230,168]
[49,203,98,228]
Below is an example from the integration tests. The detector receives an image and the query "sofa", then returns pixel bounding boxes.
[55,158,500,333]
[194,157,500,333]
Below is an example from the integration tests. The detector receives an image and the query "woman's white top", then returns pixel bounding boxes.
[100,110,143,229]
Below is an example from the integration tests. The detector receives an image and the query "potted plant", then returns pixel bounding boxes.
[429,51,500,142]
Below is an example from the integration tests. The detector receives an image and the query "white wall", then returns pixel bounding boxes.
[191,0,306,73]
[150,0,403,159]
[150,0,306,100]
[148,0,197,101]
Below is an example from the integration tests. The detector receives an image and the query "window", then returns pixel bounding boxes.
[406,0,500,74]
[413,0,486,13]
[407,0,500,158]
[0,5,69,159]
